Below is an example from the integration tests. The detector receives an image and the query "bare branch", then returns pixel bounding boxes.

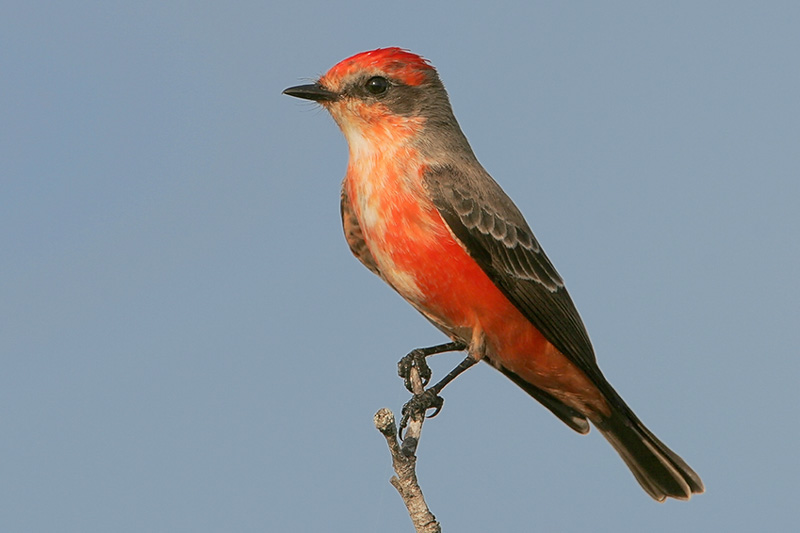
[374,365,441,533]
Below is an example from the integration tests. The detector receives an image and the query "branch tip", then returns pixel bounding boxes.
[374,408,397,436]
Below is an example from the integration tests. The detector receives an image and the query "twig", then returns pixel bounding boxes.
[373,365,441,533]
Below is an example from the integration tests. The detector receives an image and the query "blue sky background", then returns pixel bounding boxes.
[2,2,798,532]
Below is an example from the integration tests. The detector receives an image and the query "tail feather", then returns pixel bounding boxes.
[497,365,590,434]
[595,405,704,501]
[492,359,703,500]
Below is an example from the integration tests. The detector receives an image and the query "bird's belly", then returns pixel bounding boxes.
[345,153,604,412]
[361,193,607,414]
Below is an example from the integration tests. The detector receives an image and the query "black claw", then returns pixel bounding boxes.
[397,348,433,391]
[426,397,444,419]
[395,343,471,439]
[397,342,466,392]
[399,389,445,438]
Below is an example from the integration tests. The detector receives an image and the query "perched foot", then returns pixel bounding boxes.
[399,389,445,438]
[398,349,433,392]
[397,342,467,392]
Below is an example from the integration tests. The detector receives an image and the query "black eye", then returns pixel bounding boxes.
[365,76,390,95]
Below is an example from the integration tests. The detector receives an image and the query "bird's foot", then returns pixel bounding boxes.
[397,348,434,392]
[399,389,444,438]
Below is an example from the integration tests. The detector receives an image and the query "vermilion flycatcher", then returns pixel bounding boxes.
[284,48,703,501]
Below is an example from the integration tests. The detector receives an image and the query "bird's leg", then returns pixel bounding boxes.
[399,352,478,437]
[397,341,466,392]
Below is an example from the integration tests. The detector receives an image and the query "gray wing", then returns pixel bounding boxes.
[341,187,382,277]
[424,165,601,380]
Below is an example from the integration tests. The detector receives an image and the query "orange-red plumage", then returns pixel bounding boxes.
[285,48,703,502]
[323,47,433,88]
[341,134,609,417]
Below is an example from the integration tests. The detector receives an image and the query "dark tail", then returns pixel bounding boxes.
[594,400,704,501]
[494,362,703,500]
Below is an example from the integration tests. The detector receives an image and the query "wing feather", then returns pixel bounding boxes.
[340,187,381,277]
[424,165,601,379]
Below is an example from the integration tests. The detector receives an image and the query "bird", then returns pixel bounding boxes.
[283,47,703,501]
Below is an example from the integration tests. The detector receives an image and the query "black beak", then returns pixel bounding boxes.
[283,83,337,102]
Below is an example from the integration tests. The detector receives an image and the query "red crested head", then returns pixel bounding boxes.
[321,48,434,89]
[284,48,465,154]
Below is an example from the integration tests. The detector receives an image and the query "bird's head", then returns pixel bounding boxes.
[284,48,458,152]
